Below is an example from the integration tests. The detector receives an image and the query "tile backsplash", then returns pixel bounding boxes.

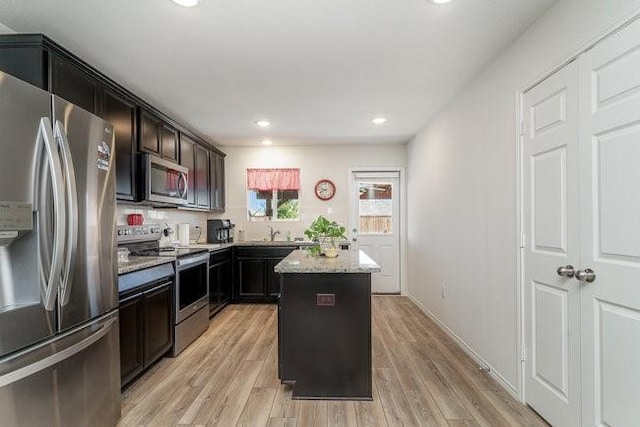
[116,205,209,246]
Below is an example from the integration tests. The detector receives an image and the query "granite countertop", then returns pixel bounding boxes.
[117,241,353,275]
[118,256,174,275]
[233,240,310,247]
[274,249,381,274]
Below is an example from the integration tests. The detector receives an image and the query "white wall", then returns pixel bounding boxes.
[0,22,15,34]
[407,0,640,394]
[211,144,406,242]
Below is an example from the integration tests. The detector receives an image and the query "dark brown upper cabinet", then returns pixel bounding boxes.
[51,53,102,115]
[103,88,137,201]
[210,150,226,212]
[161,124,179,162]
[179,134,197,206]
[139,109,178,162]
[139,109,161,155]
[194,144,210,209]
[0,34,226,209]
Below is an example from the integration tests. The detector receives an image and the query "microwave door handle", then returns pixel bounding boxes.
[54,121,78,306]
[178,172,188,199]
[35,118,66,311]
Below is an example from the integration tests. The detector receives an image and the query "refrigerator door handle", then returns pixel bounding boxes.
[35,117,66,311]
[54,120,78,306]
[0,316,117,388]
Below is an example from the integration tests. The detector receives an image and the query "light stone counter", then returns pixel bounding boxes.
[117,256,174,275]
[274,249,380,274]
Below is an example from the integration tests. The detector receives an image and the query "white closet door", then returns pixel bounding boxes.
[579,18,640,427]
[523,61,581,427]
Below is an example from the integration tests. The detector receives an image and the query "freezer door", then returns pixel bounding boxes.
[0,71,57,358]
[0,311,120,427]
[53,96,118,332]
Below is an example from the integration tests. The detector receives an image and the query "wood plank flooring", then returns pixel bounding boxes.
[118,296,548,426]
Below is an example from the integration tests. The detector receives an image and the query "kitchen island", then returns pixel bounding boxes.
[274,249,380,400]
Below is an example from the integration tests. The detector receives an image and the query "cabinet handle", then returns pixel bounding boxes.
[144,281,173,294]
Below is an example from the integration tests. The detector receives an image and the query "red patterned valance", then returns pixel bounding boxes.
[247,168,300,191]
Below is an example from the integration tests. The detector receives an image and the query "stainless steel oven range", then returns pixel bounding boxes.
[117,224,210,356]
[173,252,209,355]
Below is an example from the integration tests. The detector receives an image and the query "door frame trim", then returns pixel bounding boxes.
[348,167,406,295]
[515,9,640,403]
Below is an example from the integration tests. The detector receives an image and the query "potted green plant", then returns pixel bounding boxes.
[304,215,347,257]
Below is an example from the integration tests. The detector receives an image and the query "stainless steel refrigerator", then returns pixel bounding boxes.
[0,71,120,426]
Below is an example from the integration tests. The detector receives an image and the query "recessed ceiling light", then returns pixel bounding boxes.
[171,0,200,7]
[255,120,271,127]
[261,139,273,146]
[428,0,452,4]
[372,117,387,125]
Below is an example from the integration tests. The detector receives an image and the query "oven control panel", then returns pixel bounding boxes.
[117,224,163,243]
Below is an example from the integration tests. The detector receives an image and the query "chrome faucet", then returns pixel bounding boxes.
[268,226,281,241]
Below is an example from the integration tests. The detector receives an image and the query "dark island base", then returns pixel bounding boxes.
[278,273,372,400]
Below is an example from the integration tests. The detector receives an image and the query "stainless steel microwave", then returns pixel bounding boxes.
[142,154,189,205]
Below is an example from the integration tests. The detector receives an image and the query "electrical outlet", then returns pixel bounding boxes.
[441,284,446,298]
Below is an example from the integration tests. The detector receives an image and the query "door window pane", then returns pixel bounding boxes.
[358,182,393,234]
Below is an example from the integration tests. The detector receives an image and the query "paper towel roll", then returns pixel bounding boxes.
[178,223,190,246]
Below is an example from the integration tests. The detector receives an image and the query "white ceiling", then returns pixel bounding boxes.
[0,0,555,147]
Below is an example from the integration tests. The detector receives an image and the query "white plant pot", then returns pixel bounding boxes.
[324,247,338,258]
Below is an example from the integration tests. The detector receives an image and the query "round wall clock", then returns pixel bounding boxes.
[314,179,336,201]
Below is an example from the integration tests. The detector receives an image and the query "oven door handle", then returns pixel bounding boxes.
[177,253,209,269]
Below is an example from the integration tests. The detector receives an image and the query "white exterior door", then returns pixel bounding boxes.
[523,61,582,427]
[350,171,400,294]
[578,18,640,427]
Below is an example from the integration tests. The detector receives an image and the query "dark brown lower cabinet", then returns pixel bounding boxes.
[119,280,173,388]
[278,272,372,399]
[118,295,144,386]
[233,247,297,303]
[143,283,173,365]
[208,249,232,317]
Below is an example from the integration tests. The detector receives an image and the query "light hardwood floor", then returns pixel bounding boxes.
[119,296,548,426]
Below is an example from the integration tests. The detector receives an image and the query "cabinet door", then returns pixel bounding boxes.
[219,259,232,304]
[0,44,48,90]
[210,152,226,212]
[195,144,210,208]
[266,258,282,300]
[216,154,225,211]
[118,295,144,387]
[103,88,137,201]
[237,258,266,299]
[51,53,102,115]
[209,264,221,314]
[179,134,196,206]
[143,284,173,366]
[161,123,179,162]
[139,109,161,155]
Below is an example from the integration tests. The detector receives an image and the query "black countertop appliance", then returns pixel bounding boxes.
[207,219,235,243]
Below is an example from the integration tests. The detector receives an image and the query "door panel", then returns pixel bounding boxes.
[350,172,400,294]
[579,18,640,427]
[532,281,569,399]
[53,96,118,332]
[595,124,640,259]
[0,311,120,427]
[532,147,567,254]
[596,301,640,426]
[0,71,56,357]
[523,61,581,427]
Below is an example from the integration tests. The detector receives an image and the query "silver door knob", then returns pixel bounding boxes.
[575,268,596,283]
[557,265,575,278]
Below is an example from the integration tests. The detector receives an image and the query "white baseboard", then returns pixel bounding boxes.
[406,294,520,400]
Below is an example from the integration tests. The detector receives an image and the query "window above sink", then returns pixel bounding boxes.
[247,168,300,222]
